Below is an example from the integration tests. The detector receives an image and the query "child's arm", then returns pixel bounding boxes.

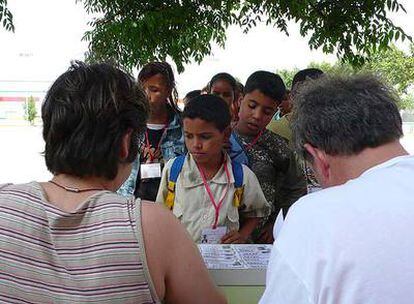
[238,165,272,242]
[221,217,260,244]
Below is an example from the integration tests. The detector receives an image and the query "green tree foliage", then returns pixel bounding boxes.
[276,62,357,88]
[366,45,414,96]
[23,96,37,125]
[276,69,299,89]
[276,44,414,109]
[77,0,412,72]
[0,0,14,32]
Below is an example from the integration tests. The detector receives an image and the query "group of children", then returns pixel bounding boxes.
[119,61,318,244]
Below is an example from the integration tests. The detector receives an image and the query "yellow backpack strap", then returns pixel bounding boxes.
[231,160,244,208]
[233,186,245,208]
[164,155,186,210]
[165,181,176,210]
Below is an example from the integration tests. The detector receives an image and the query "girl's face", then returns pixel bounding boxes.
[210,79,235,107]
[141,73,171,108]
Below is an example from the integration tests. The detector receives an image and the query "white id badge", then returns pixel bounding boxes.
[140,163,162,179]
[200,226,227,244]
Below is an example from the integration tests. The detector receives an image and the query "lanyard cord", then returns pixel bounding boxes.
[144,124,168,162]
[196,159,231,229]
[243,129,263,151]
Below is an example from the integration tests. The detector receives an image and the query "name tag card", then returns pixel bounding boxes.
[140,163,161,179]
[200,226,227,244]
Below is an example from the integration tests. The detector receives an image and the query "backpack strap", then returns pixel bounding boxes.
[231,160,243,188]
[229,133,249,166]
[231,160,244,208]
[164,155,186,210]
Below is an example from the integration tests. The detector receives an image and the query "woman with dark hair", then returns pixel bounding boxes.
[119,61,186,201]
[0,62,225,303]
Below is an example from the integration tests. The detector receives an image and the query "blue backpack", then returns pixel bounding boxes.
[164,155,245,210]
[228,133,249,166]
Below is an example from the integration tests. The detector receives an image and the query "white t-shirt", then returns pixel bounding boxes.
[260,155,414,304]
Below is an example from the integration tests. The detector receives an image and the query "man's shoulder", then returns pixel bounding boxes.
[275,186,354,260]
[286,184,351,221]
[0,183,14,191]
[0,181,38,194]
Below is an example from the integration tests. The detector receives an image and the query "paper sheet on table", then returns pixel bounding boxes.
[198,244,272,269]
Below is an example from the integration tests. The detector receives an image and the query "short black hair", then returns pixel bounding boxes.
[292,68,324,90]
[42,61,149,179]
[182,94,231,132]
[245,71,286,102]
[208,72,237,92]
[292,74,403,159]
[184,89,202,102]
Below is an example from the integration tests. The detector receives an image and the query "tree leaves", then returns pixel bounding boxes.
[0,0,14,32]
[1,0,412,73]
[89,0,409,72]
[81,0,238,72]
[277,43,414,109]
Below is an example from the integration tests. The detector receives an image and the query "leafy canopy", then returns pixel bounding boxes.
[0,0,14,32]
[1,1,412,73]
[276,43,414,109]
[77,0,412,72]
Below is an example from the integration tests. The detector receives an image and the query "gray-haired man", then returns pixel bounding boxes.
[260,74,413,304]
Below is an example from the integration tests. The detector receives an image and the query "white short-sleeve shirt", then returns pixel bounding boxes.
[260,155,414,304]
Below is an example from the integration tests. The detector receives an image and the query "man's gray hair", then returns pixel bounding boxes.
[292,74,403,160]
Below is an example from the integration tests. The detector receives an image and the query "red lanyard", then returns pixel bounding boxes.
[197,159,231,229]
[243,129,263,150]
[144,124,168,162]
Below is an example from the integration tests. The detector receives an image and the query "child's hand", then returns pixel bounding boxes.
[220,230,247,244]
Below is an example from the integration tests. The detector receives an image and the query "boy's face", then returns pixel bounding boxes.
[183,118,230,165]
[237,89,278,136]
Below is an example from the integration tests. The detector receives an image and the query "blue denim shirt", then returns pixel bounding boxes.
[118,112,186,197]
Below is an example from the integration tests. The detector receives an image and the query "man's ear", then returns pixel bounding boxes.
[304,143,330,186]
[120,129,133,161]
